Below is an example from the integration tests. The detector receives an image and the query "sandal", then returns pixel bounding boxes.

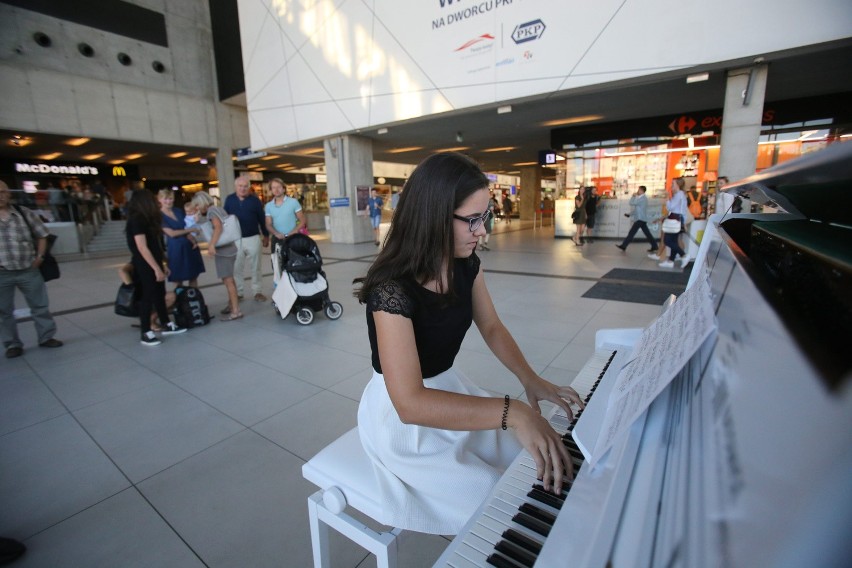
[219,312,244,321]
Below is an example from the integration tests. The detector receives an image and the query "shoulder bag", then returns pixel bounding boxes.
[198,213,242,246]
[14,205,60,281]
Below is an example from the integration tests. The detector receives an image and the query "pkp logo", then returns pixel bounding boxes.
[512,19,545,44]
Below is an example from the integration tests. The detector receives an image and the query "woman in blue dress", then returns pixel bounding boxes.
[157,190,205,288]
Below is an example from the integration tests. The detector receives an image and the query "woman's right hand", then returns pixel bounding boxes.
[507,401,574,495]
[154,267,166,282]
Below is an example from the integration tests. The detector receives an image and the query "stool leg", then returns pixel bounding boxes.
[307,493,331,568]
[375,532,399,568]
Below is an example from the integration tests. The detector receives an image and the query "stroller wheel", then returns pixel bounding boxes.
[296,307,314,325]
[324,302,343,320]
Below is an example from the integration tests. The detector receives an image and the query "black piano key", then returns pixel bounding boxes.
[495,539,537,567]
[502,528,543,555]
[519,502,558,526]
[512,510,551,537]
[486,552,520,568]
[531,483,566,503]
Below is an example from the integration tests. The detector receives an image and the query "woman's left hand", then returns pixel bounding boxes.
[523,375,584,422]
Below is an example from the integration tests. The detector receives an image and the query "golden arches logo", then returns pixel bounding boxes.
[112,166,127,177]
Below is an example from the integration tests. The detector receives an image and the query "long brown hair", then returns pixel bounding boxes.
[127,189,163,235]
[354,152,489,302]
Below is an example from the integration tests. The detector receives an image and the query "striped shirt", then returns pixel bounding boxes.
[0,206,49,270]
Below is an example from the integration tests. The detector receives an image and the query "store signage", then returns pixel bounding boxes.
[235,147,268,161]
[15,162,99,175]
[538,150,556,165]
[329,197,350,207]
[512,19,545,44]
[112,166,127,177]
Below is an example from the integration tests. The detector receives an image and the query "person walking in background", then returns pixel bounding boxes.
[265,178,306,250]
[224,176,269,303]
[193,191,242,321]
[368,188,384,245]
[125,190,187,346]
[572,190,586,246]
[478,192,497,251]
[353,152,583,534]
[659,179,688,268]
[616,186,658,253]
[501,192,513,224]
[0,180,63,358]
[583,186,599,243]
[157,190,204,289]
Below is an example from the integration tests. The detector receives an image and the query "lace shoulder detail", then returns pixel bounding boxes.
[367,280,414,318]
[466,252,481,275]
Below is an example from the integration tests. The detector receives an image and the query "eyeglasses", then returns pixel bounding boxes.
[453,209,492,232]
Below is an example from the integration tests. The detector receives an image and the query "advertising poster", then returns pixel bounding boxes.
[356,185,371,216]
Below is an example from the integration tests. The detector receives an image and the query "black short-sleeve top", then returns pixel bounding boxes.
[366,254,480,379]
[126,216,164,265]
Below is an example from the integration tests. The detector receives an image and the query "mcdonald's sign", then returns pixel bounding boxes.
[112,166,127,177]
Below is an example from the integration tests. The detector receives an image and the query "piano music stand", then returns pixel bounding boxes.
[302,427,403,568]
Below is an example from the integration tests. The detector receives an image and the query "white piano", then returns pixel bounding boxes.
[436,143,852,568]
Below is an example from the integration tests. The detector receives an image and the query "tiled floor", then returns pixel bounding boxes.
[1,221,668,567]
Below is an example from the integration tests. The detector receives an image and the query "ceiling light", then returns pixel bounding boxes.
[168,152,187,158]
[481,146,516,153]
[686,72,709,83]
[81,153,105,160]
[497,105,512,114]
[541,114,604,127]
[388,147,423,154]
[186,157,201,163]
[65,137,90,146]
[38,152,62,160]
[513,162,538,166]
[377,128,388,135]
[199,158,208,165]
[124,153,144,160]
[108,159,126,165]
[436,146,469,153]
[300,147,324,155]
[261,155,277,160]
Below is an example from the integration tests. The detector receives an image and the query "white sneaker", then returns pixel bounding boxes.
[679,256,692,267]
[161,322,187,335]
[648,253,660,259]
[658,260,675,268]
[140,331,162,346]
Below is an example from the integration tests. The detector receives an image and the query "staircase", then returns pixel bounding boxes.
[85,221,128,255]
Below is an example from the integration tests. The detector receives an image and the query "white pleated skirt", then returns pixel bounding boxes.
[357,367,523,535]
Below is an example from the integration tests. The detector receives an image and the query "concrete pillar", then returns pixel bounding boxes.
[519,166,541,221]
[213,102,241,203]
[717,63,768,210]
[324,135,374,244]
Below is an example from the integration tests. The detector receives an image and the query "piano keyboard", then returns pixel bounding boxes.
[435,348,621,568]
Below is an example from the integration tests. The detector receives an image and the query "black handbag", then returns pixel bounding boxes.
[14,205,60,281]
[114,283,139,317]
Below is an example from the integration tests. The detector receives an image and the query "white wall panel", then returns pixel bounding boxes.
[0,64,35,130]
[28,70,80,134]
[72,76,120,139]
[239,0,852,152]
[147,91,181,143]
[112,84,153,141]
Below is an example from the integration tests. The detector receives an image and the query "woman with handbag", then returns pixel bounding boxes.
[658,179,689,268]
[191,191,242,321]
[572,190,586,246]
[125,190,187,346]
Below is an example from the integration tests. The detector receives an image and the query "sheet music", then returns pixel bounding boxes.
[584,264,716,466]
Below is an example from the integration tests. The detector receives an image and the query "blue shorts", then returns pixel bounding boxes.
[370,215,381,229]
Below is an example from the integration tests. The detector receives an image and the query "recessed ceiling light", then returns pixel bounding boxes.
[168,152,188,158]
[481,146,516,153]
[260,155,277,160]
[388,147,423,153]
[81,153,105,160]
[497,105,512,114]
[65,137,90,146]
[541,114,604,127]
[686,72,709,83]
[38,152,62,160]
[377,128,388,135]
[513,161,538,166]
[124,153,144,160]
[300,147,324,155]
[436,146,469,152]
[108,159,126,165]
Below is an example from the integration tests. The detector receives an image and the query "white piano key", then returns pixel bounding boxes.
[445,553,482,568]
[481,505,545,543]
[451,542,490,566]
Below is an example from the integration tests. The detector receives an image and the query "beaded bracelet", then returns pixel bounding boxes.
[501,395,510,430]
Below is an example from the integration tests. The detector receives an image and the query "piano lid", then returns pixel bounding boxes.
[722,141,852,224]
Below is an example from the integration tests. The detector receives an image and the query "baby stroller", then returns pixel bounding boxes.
[271,233,343,325]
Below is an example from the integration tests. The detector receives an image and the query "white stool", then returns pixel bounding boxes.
[302,427,402,568]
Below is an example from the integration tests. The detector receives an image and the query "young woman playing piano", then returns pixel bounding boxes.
[354,152,584,535]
